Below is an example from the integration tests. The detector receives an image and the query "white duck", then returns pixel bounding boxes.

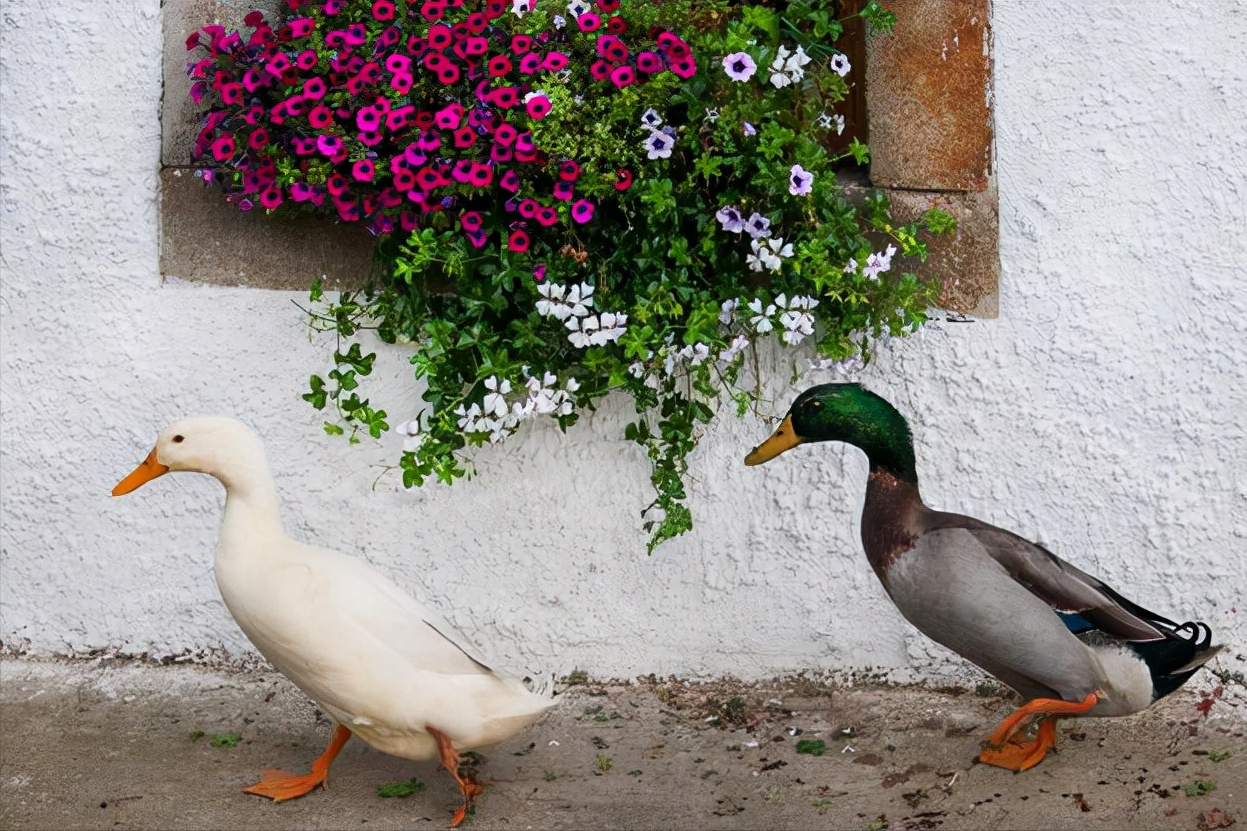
[112,416,553,827]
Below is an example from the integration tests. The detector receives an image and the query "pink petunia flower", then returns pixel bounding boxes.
[540,51,569,71]
[211,134,236,161]
[508,229,530,252]
[578,12,601,31]
[308,105,333,128]
[499,169,520,191]
[636,51,662,74]
[571,200,595,223]
[372,0,395,21]
[614,168,632,190]
[609,65,635,88]
[525,94,551,119]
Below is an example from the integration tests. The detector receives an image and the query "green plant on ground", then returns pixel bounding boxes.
[377,777,426,797]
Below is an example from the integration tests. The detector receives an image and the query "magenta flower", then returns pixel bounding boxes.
[357,107,382,132]
[358,130,382,147]
[220,83,243,105]
[536,206,558,226]
[559,160,580,181]
[491,87,519,108]
[400,212,419,232]
[540,52,569,71]
[553,181,574,201]
[326,173,349,196]
[488,55,513,76]
[508,229,530,252]
[454,126,477,148]
[533,264,546,282]
[210,134,235,161]
[460,211,483,232]
[590,60,610,81]
[247,128,269,151]
[372,0,395,21]
[468,164,493,188]
[287,17,314,37]
[265,54,291,77]
[308,105,333,128]
[452,159,475,184]
[438,66,460,85]
[465,12,489,34]
[290,182,317,202]
[500,169,521,192]
[597,0,620,11]
[578,13,602,31]
[515,132,535,154]
[614,169,633,190]
[636,51,662,74]
[317,134,344,157]
[518,198,538,218]
[295,50,318,71]
[324,0,344,13]
[260,187,283,209]
[237,197,254,212]
[669,56,697,79]
[386,54,412,74]
[393,167,417,191]
[518,53,541,74]
[596,35,628,63]
[525,94,551,119]
[657,32,690,59]
[609,65,635,88]
[571,200,595,223]
[435,104,463,129]
[292,136,316,155]
[494,123,518,146]
[465,229,488,248]
[427,24,453,50]
[511,34,532,54]
[391,72,413,95]
[420,1,447,21]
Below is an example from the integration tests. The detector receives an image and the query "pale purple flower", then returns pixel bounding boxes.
[716,205,745,233]
[644,129,673,159]
[722,51,757,82]
[789,164,814,196]
[830,53,851,77]
[640,108,663,128]
[744,212,772,239]
[743,121,757,136]
[862,244,898,280]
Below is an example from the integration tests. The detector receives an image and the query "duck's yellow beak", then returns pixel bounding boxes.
[112,448,170,496]
[744,414,802,465]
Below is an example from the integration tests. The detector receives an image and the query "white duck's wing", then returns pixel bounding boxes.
[929,514,1169,642]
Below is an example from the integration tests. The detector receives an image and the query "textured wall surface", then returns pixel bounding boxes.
[1,1,1244,685]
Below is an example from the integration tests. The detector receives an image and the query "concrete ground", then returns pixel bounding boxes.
[1,657,1244,831]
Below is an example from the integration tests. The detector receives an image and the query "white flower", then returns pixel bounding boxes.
[785,45,812,73]
[536,282,570,319]
[779,309,815,346]
[566,314,598,348]
[862,244,898,280]
[748,298,776,333]
[511,0,532,17]
[553,14,566,28]
[482,376,512,418]
[843,257,858,274]
[769,45,795,88]
[594,311,628,345]
[829,53,851,77]
[677,342,711,366]
[628,361,646,378]
[455,402,483,432]
[744,212,772,239]
[742,121,757,136]
[395,418,423,452]
[704,107,720,124]
[715,205,745,233]
[566,282,594,316]
[785,294,819,311]
[566,0,590,16]
[640,108,663,128]
[765,237,795,260]
[644,129,674,160]
[719,333,750,363]
[719,298,739,325]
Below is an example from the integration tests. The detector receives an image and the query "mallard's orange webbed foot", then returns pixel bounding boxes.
[428,726,483,828]
[243,723,352,801]
[976,717,1059,771]
[976,692,1097,772]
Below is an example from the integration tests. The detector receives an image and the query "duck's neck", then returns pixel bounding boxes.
[216,464,287,555]
[861,466,926,585]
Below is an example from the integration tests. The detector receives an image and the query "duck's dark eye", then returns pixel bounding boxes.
[807,399,823,411]
[172,435,185,443]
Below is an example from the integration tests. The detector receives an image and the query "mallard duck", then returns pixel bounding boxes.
[745,383,1222,771]
[113,417,553,826]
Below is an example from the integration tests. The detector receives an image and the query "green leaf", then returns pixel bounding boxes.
[376,778,425,798]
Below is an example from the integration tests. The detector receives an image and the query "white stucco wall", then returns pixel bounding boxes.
[1,1,1244,686]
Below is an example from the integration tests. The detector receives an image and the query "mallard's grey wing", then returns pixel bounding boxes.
[927,514,1168,643]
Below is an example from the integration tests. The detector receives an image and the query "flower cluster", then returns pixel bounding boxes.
[187,0,694,242]
[191,0,951,552]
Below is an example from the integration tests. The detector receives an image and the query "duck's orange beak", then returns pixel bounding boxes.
[112,448,169,496]
[744,414,802,466]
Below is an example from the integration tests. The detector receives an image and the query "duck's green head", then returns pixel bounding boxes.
[744,383,918,482]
